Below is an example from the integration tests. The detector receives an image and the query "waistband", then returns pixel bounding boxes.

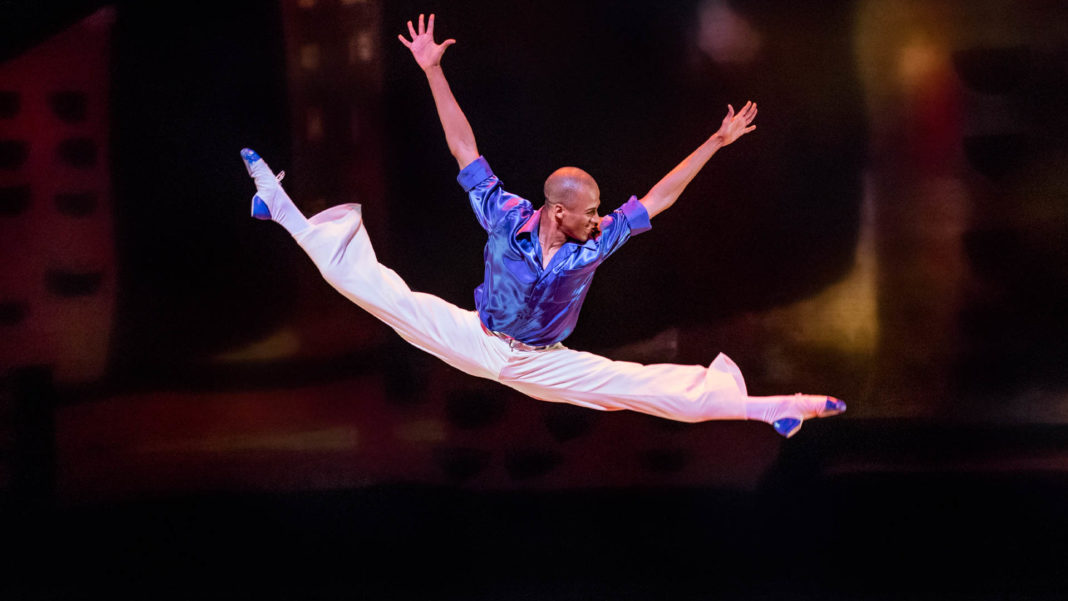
[480,322,555,352]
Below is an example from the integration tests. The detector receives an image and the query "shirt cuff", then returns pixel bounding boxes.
[457,156,494,191]
[618,196,652,235]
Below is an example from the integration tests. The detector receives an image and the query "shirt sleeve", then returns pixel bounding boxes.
[594,195,652,258]
[457,156,528,232]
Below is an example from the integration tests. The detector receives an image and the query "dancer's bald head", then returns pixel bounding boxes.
[544,167,599,208]
[541,166,603,242]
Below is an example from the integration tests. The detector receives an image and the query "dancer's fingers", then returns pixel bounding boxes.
[407,20,417,39]
[398,34,412,48]
[428,13,436,35]
[744,125,756,134]
[726,104,735,118]
[418,13,425,35]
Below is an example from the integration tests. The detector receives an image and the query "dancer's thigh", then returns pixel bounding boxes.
[390,292,507,381]
[294,204,505,380]
[498,347,711,419]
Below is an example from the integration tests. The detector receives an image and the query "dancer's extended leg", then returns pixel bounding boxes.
[500,345,844,436]
[241,149,506,381]
[499,347,749,422]
[292,203,506,380]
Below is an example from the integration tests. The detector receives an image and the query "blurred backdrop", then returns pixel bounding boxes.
[2,0,1067,598]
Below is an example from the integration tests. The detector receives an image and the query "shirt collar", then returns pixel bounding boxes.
[517,208,540,238]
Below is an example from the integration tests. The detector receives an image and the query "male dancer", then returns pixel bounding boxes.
[240,14,845,437]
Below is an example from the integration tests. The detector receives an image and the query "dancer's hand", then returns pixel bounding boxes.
[713,101,758,146]
[398,13,455,72]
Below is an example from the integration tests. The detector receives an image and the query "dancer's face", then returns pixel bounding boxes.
[544,167,602,242]
[557,184,602,242]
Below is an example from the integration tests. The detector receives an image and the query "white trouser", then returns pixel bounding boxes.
[292,204,749,423]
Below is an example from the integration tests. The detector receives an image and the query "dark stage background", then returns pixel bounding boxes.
[2,0,1068,599]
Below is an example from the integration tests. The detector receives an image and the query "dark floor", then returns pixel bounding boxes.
[4,421,1067,600]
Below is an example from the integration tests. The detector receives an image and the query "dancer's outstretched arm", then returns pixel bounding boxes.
[639,102,757,219]
[399,13,479,170]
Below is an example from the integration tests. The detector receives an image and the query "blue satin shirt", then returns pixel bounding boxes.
[458,156,652,347]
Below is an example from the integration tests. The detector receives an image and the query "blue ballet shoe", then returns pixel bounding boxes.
[772,398,847,438]
[240,147,261,171]
[825,397,847,415]
[251,194,272,220]
[239,147,307,233]
[772,418,802,438]
[241,148,274,220]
